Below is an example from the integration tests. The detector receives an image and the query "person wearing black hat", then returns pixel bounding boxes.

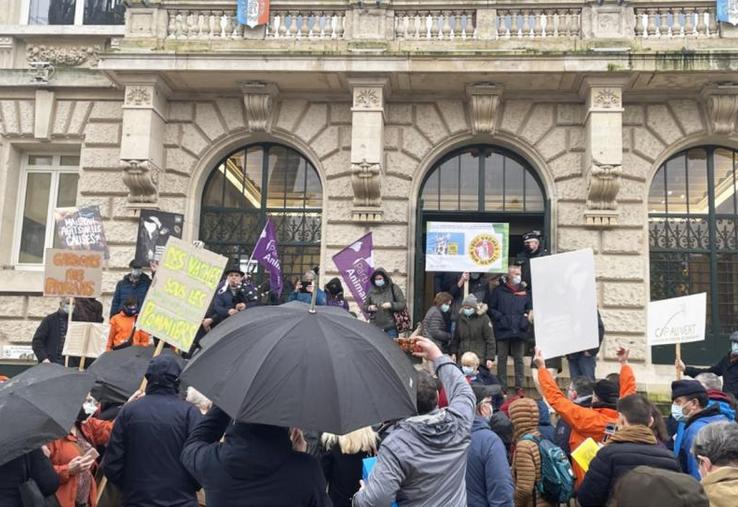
[671,379,731,480]
[515,230,547,291]
[102,354,202,507]
[676,331,738,400]
[110,260,152,318]
[212,265,247,321]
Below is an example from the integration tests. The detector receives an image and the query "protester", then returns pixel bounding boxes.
[352,337,475,506]
[324,277,350,310]
[451,294,496,370]
[289,270,327,306]
[485,263,531,393]
[110,260,152,318]
[461,352,502,393]
[515,230,547,291]
[47,405,114,507]
[32,298,71,365]
[422,292,453,351]
[103,354,202,506]
[577,394,680,506]
[676,331,738,400]
[671,379,731,479]
[645,398,671,446]
[536,400,555,442]
[364,268,406,339]
[434,272,492,326]
[466,385,514,507]
[692,421,738,506]
[554,377,594,455]
[106,297,151,351]
[0,448,58,507]
[213,266,248,320]
[608,465,710,507]
[695,372,738,421]
[181,409,330,506]
[508,397,555,507]
[73,297,104,323]
[320,427,377,507]
[534,346,635,486]
[565,312,605,381]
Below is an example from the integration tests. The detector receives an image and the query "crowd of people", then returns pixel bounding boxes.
[8,231,738,507]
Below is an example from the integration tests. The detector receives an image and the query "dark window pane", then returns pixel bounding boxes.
[686,148,708,214]
[244,146,263,208]
[19,173,51,263]
[484,153,504,211]
[665,154,688,214]
[304,163,322,208]
[649,166,667,214]
[438,158,460,211]
[525,171,544,212]
[421,170,439,210]
[202,167,225,207]
[714,148,737,215]
[504,158,525,211]
[29,0,76,24]
[83,0,126,24]
[267,146,307,208]
[459,152,479,211]
[57,173,78,208]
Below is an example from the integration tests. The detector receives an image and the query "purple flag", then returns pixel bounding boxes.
[252,219,283,297]
[332,233,374,317]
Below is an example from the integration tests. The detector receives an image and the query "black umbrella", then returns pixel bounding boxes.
[86,346,184,404]
[182,301,417,435]
[0,363,95,466]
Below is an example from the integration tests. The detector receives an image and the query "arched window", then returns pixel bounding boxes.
[649,146,738,363]
[200,143,322,297]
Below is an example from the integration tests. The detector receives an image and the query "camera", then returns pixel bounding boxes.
[299,280,313,293]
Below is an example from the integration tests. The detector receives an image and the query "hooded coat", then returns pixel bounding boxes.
[701,466,738,507]
[102,355,202,507]
[451,303,496,362]
[180,407,330,507]
[352,356,475,507]
[485,279,531,341]
[674,404,730,480]
[535,401,555,442]
[466,416,515,507]
[363,268,406,332]
[325,277,350,310]
[509,398,554,507]
[110,273,151,318]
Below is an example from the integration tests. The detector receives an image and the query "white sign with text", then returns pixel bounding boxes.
[647,293,706,346]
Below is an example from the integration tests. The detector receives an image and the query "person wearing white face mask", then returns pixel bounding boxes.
[422,292,454,352]
[32,298,73,365]
[676,331,738,401]
[692,421,738,507]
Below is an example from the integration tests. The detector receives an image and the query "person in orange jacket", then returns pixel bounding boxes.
[106,297,150,351]
[534,345,636,488]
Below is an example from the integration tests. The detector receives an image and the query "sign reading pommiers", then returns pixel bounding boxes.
[647,293,707,347]
[43,248,103,298]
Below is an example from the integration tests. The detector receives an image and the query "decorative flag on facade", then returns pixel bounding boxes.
[252,218,283,296]
[237,0,270,28]
[717,0,738,25]
[332,233,375,318]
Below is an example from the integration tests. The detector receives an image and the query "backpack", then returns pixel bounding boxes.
[521,434,575,503]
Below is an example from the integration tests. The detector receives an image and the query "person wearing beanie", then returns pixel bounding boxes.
[671,379,731,480]
[324,277,349,310]
[676,331,738,400]
[450,294,496,371]
[533,346,636,488]
[608,465,709,507]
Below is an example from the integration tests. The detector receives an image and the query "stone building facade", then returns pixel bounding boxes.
[2,0,738,388]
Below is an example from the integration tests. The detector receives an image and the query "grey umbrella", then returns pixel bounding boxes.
[0,363,95,466]
[182,301,417,435]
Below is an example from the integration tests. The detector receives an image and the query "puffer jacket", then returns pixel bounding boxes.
[451,303,495,362]
[702,466,738,507]
[363,268,406,332]
[485,279,531,341]
[509,398,554,507]
[422,305,451,347]
[466,416,514,507]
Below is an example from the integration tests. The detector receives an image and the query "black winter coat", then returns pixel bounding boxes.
[577,440,681,507]
[485,280,531,341]
[110,274,151,317]
[320,444,369,507]
[181,407,331,507]
[31,310,68,364]
[102,383,202,506]
[0,449,58,507]
[515,247,548,291]
[213,287,240,321]
[685,353,738,400]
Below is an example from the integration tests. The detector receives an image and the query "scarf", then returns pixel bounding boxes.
[607,424,657,446]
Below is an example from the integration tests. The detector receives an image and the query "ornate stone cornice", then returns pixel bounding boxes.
[125,86,152,107]
[240,81,278,132]
[26,45,100,67]
[701,83,738,135]
[351,159,382,208]
[466,83,502,135]
[121,159,160,206]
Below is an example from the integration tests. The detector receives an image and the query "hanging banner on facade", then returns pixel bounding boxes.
[647,293,707,346]
[531,249,599,360]
[54,206,109,259]
[137,237,227,351]
[333,233,374,317]
[425,222,509,273]
[43,249,104,298]
[251,218,283,296]
[717,1,738,26]
[134,210,184,269]
[237,0,270,27]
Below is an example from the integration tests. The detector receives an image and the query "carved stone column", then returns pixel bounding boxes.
[701,83,738,135]
[349,77,388,222]
[240,82,278,132]
[120,76,170,207]
[579,78,627,227]
[466,83,503,135]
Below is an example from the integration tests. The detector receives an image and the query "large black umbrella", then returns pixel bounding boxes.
[87,346,184,404]
[0,363,95,466]
[182,301,417,435]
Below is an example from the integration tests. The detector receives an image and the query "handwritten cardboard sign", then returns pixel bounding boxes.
[54,206,109,259]
[137,237,227,351]
[43,249,103,298]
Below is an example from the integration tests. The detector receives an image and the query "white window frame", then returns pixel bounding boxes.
[12,153,80,268]
[19,0,124,26]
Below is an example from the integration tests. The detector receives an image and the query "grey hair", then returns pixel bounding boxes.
[692,421,738,466]
[695,372,723,391]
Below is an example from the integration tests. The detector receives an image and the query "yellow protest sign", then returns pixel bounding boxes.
[43,249,103,298]
[571,437,601,473]
[137,237,227,351]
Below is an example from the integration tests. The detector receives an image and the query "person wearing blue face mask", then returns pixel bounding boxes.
[422,292,454,351]
[676,331,738,401]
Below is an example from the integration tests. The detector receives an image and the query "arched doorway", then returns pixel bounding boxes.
[199,142,322,299]
[414,145,549,321]
[649,146,738,364]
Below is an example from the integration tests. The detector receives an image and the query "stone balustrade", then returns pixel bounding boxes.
[267,10,346,39]
[634,3,718,38]
[166,9,242,39]
[494,8,582,39]
[394,10,477,40]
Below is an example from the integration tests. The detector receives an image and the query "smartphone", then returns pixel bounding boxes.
[83,447,99,461]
